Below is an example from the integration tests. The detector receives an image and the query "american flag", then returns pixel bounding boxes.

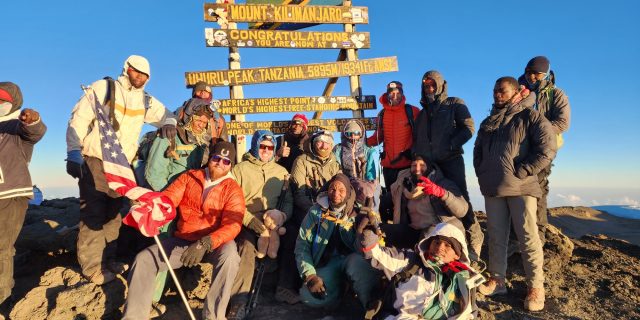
[90,92,175,237]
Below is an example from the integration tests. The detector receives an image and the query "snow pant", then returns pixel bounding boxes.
[76,157,124,277]
[435,155,484,260]
[152,219,176,302]
[0,197,28,304]
[277,219,303,291]
[380,223,421,249]
[230,228,258,305]
[485,196,544,289]
[123,237,240,320]
[299,253,380,309]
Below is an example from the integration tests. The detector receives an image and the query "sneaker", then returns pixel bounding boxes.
[149,302,166,318]
[524,287,545,311]
[226,301,248,320]
[275,286,300,305]
[85,269,116,285]
[106,261,129,274]
[478,277,507,296]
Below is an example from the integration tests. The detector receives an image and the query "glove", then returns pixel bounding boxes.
[159,118,177,139]
[305,274,326,299]
[19,108,40,124]
[516,166,529,179]
[360,229,380,252]
[357,207,381,233]
[277,141,290,158]
[181,236,212,267]
[247,214,267,235]
[417,176,446,198]
[66,150,84,179]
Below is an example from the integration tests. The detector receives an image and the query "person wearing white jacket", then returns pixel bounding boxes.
[65,55,176,284]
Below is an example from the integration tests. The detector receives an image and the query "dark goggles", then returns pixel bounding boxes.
[211,155,232,166]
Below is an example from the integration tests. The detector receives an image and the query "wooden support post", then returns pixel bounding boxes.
[227,1,245,162]
[312,49,346,120]
[343,0,364,119]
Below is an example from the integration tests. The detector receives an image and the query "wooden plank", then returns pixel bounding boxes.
[248,0,344,30]
[205,28,370,49]
[313,49,345,120]
[216,95,376,114]
[226,117,376,135]
[204,3,369,24]
[226,0,246,162]
[185,56,398,87]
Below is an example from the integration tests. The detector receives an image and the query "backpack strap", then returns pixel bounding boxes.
[404,104,415,132]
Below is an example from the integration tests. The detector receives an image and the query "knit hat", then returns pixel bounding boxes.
[526,56,550,74]
[430,235,463,258]
[291,113,309,131]
[0,82,23,113]
[327,173,352,202]
[192,81,212,97]
[250,130,277,160]
[312,130,334,145]
[124,55,150,77]
[209,141,236,165]
[386,81,403,94]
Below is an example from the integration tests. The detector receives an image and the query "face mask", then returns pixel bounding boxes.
[0,102,13,117]
[425,94,436,104]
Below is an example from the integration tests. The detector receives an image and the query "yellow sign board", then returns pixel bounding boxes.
[205,28,370,49]
[186,57,398,87]
[226,117,377,135]
[217,95,376,114]
[204,3,369,24]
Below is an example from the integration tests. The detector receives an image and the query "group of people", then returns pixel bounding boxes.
[0,54,570,320]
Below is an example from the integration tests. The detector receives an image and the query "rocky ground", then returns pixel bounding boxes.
[1,199,639,320]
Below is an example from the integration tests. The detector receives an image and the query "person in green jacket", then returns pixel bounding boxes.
[144,97,213,317]
[227,130,293,319]
[295,173,380,309]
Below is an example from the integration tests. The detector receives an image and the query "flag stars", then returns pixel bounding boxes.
[105,129,113,137]
[99,120,106,127]
[104,143,111,150]
[111,151,118,158]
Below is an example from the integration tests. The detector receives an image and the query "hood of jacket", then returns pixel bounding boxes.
[417,222,469,265]
[118,55,150,91]
[420,70,448,108]
[250,129,277,161]
[315,183,357,220]
[0,82,23,114]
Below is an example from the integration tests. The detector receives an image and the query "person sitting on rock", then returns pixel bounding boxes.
[295,173,380,310]
[123,141,245,320]
[227,130,292,318]
[384,154,471,251]
[359,221,483,320]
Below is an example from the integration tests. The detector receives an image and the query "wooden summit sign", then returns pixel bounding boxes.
[185,56,397,87]
[205,28,370,49]
[204,3,369,24]
[226,117,376,135]
[216,95,376,114]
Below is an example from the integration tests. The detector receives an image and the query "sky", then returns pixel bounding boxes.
[2,0,639,209]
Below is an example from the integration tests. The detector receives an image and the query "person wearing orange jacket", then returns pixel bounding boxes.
[366,81,419,189]
[123,141,245,320]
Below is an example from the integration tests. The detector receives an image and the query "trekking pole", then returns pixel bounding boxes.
[153,235,196,320]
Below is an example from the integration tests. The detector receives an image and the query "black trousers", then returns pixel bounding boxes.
[0,197,28,304]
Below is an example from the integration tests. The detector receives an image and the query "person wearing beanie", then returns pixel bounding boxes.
[124,141,245,320]
[227,130,293,315]
[366,81,419,188]
[518,56,571,244]
[474,76,556,312]
[296,173,380,309]
[66,55,177,285]
[192,81,212,102]
[276,113,310,172]
[358,221,482,319]
[0,82,47,307]
[412,70,483,263]
[383,154,469,250]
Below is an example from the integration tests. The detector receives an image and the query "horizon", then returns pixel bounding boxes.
[3,1,639,209]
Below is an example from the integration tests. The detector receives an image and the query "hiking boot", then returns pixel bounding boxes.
[275,286,300,305]
[524,287,545,311]
[149,302,166,318]
[85,269,116,285]
[106,261,129,274]
[478,277,507,296]
[226,301,248,320]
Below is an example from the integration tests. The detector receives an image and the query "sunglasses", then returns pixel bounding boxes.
[344,131,362,138]
[211,155,232,166]
[259,144,275,151]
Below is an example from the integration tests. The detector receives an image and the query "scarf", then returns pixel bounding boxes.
[480,96,526,133]
[340,136,365,179]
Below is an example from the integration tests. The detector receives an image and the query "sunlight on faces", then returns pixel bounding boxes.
[208,155,232,179]
[411,159,428,178]
[126,67,148,89]
[493,81,517,106]
[387,88,403,106]
[328,180,348,206]
[427,237,460,264]
[314,139,333,157]
[258,140,275,162]
[422,78,437,95]
[344,130,362,141]
[289,120,304,135]
[525,69,546,86]
[190,114,209,134]
[195,90,211,100]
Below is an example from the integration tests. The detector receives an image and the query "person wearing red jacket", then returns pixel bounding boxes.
[366,81,419,189]
[123,141,245,320]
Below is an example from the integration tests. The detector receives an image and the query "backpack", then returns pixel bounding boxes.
[102,77,151,131]
[133,130,160,187]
